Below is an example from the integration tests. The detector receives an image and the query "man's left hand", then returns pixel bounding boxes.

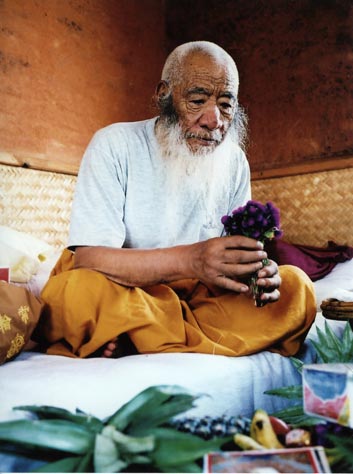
[253,259,281,305]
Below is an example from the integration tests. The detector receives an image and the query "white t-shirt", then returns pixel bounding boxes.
[68,118,251,249]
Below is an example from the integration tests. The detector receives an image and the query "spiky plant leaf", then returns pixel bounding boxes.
[264,384,302,399]
[145,427,227,469]
[128,396,197,434]
[341,323,353,360]
[289,356,304,373]
[0,419,94,454]
[34,452,93,473]
[15,405,103,433]
[107,385,198,432]
[94,432,127,473]
[326,434,353,472]
[267,322,353,415]
[310,321,344,362]
[271,404,322,427]
[159,461,202,473]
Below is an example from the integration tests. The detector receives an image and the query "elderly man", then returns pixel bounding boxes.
[37,41,316,358]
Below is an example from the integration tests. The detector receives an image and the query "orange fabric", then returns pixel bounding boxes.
[37,249,317,358]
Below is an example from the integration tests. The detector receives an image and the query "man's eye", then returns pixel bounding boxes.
[220,102,232,109]
[190,99,204,105]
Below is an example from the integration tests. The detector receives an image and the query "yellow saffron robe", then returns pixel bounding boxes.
[36,249,317,358]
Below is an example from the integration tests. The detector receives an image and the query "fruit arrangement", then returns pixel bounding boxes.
[170,407,353,473]
[0,382,352,472]
[171,409,309,451]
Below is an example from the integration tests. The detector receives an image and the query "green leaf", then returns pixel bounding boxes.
[107,385,198,432]
[289,356,304,373]
[94,432,127,473]
[15,405,103,433]
[271,404,322,426]
[310,321,348,363]
[0,419,94,454]
[128,395,197,434]
[75,450,94,473]
[159,461,202,473]
[264,384,302,399]
[102,425,155,454]
[326,434,353,472]
[322,320,343,356]
[145,427,226,468]
[33,456,84,472]
[341,323,353,361]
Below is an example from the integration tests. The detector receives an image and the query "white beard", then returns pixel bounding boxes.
[155,120,238,242]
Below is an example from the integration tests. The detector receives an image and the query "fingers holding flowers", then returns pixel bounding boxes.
[191,235,269,293]
[221,200,283,306]
[255,260,281,305]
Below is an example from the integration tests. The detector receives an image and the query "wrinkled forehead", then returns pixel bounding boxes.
[176,50,239,95]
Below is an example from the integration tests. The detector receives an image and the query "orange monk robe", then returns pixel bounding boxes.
[36,249,317,358]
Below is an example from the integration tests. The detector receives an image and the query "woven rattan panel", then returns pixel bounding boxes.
[0,164,76,248]
[1,164,352,248]
[252,167,353,247]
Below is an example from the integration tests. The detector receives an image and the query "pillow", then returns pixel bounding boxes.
[0,281,43,364]
[313,259,353,309]
[266,239,353,281]
[16,250,62,297]
[0,226,56,283]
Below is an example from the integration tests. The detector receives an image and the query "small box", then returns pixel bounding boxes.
[204,447,331,473]
[303,363,353,427]
[0,267,10,283]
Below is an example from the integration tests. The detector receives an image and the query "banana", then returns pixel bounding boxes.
[233,433,265,451]
[250,409,284,449]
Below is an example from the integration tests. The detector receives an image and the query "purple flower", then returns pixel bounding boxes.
[222,200,283,242]
[221,200,283,307]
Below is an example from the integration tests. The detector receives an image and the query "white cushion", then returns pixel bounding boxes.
[0,226,56,283]
[314,259,353,308]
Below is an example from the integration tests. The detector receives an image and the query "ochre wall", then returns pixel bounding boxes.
[166,0,353,176]
[0,0,166,174]
[1,0,353,176]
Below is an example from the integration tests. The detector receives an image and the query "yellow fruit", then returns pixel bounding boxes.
[233,433,265,450]
[250,409,284,449]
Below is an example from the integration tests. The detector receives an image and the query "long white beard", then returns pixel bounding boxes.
[155,120,238,242]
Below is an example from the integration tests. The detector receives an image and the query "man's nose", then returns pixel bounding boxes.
[199,104,222,130]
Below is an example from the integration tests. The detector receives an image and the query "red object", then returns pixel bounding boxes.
[0,268,10,283]
[269,415,291,435]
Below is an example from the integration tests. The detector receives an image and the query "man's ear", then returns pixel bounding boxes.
[155,80,170,99]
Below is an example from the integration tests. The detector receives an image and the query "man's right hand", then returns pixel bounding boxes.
[189,235,269,293]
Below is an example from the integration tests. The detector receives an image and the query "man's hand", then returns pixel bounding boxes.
[190,235,281,303]
[254,259,281,305]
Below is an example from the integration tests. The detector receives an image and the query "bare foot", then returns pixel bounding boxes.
[24,339,38,351]
[101,337,118,358]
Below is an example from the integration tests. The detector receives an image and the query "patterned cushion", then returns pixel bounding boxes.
[0,282,43,364]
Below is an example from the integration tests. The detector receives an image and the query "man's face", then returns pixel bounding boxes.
[171,52,238,154]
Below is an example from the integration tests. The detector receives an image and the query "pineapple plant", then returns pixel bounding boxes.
[265,320,353,473]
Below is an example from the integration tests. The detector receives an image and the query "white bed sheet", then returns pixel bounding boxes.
[0,314,345,424]
[0,258,350,423]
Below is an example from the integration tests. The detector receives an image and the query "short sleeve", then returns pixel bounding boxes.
[68,131,127,249]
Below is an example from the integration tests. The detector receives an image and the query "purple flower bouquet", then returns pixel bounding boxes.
[221,200,282,306]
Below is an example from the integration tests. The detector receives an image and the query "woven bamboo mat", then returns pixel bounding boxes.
[0,164,76,248]
[252,167,353,247]
[0,163,352,248]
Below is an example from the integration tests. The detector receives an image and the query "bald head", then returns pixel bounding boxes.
[161,41,239,94]
[155,41,247,153]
